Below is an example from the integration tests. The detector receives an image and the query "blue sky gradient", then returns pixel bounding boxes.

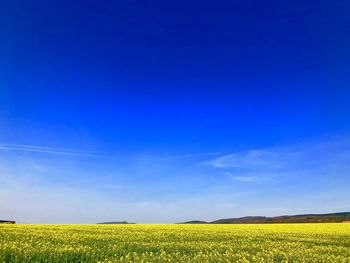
[1,0,350,223]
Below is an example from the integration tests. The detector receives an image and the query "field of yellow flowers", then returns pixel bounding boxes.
[0,223,350,262]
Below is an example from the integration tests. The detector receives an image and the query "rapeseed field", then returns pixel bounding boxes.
[0,223,349,262]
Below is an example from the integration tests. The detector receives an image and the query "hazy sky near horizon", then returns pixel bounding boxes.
[1,0,350,223]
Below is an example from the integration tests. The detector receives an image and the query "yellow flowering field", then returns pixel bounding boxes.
[0,223,349,262]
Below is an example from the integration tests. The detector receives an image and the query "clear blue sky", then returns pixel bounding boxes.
[1,0,350,223]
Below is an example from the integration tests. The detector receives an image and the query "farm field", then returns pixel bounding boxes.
[0,223,350,262]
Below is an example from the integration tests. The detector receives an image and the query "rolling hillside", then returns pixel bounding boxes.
[181,212,350,224]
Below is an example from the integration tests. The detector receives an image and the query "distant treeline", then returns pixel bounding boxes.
[0,220,15,224]
[97,221,135,224]
[180,212,350,224]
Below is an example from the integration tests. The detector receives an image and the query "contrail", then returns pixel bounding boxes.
[0,143,100,157]
[0,143,92,153]
[0,143,221,160]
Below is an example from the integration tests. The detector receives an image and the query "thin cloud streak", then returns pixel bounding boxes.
[208,135,350,183]
[209,150,301,169]
[223,172,265,183]
[0,143,221,160]
[0,144,100,157]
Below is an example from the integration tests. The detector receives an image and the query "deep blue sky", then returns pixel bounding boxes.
[1,0,350,223]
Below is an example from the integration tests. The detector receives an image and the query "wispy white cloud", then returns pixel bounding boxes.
[0,143,221,160]
[210,150,300,169]
[222,171,276,183]
[180,152,221,158]
[103,183,133,190]
[208,135,350,183]
[0,143,100,157]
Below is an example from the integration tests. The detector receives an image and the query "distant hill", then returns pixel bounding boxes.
[97,221,134,224]
[211,216,266,224]
[0,220,15,224]
[180,212,350,224]
[178,220,208,224]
